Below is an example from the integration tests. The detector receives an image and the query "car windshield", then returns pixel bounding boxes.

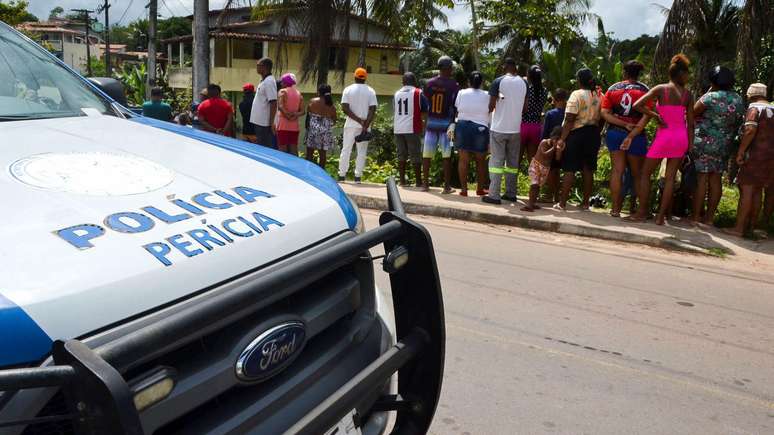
[0,23,112,121]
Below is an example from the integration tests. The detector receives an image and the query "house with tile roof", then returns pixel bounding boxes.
[17,19,101,74]
[161,7,412,97]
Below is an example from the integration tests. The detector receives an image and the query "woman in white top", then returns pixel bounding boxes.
[452,71,491,197]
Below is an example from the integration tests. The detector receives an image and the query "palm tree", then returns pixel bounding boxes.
[254,0,351,86]
[736,0,774,94]
[652,0,739,90]
[254,0,450,85]
[477,0,594,63]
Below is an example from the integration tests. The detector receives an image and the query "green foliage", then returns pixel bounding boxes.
[88,56,106,77]
[714,185,739,228]
[0,0,36,25]
[541,40,579,92]
[109,17,191,52]
[114,63,147,106]
[48,6,64,20]
[478,0,592,62]
[753,35,774,98]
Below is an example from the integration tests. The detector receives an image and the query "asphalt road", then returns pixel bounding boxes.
[363,210,774,435]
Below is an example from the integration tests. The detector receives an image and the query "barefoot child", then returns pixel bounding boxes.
[522,126,563,212]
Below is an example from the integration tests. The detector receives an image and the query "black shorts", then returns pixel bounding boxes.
[255,125,276,150]
[561,125,601,172]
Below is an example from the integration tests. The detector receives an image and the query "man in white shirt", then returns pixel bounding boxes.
[339,67,378,183]
[393,72,428,186]
[250,57,278,149]
[484,57,528,204]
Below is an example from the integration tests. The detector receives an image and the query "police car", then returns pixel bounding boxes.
[0,22,444,434]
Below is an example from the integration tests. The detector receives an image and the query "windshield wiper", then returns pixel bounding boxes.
[0,113,81,122]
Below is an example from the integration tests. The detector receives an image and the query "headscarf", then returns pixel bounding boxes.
[280,73,297,87]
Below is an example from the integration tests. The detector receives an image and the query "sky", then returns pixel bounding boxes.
[26,0,670,40]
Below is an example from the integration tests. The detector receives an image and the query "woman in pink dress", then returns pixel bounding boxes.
[276,73,305,155]
[623,54,695,225]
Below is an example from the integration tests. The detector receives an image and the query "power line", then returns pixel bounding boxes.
[160,0,175,17]
[172,0,192,16]
[117,0,135,24]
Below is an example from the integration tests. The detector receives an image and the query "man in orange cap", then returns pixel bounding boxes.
[239,83,256,143]
[339,67,377,183]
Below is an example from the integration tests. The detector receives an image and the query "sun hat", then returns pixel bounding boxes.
[747,83,767,98]
[354,67,368,80]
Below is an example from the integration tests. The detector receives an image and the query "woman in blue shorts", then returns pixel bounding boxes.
[601,61,651,217]
[452,71,490,196]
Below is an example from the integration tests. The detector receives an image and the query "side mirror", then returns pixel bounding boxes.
[87,77,128,107]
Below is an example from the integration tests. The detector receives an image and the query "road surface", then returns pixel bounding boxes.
[364,210,774,435]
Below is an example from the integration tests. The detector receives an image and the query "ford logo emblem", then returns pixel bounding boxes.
[235,321,306,382]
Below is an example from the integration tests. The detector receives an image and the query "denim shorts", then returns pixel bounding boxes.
[606,127,648,156]
[454,120,489,153]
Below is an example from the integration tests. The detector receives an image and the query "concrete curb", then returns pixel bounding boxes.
[348,193,714,255]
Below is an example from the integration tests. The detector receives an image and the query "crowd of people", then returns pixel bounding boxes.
[141,54,774,237]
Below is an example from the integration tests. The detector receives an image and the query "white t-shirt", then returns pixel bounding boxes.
[455,88,491,127]
[342,83,378,129]
[489,74,527,133]
[250,74,278,127]
[393,85,428,134]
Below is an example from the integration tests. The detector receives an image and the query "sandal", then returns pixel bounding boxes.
[459,190,468,197]
[623,215,646,223]
[442,187,456,195]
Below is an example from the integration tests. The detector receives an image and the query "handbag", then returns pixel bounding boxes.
[355,131,374,142]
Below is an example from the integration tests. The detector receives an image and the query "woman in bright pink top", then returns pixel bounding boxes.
[277,73,305,154]
[624,54,695,225]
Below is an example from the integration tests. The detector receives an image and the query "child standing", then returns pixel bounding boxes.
[522,126,563,212]
[541,89,568,203]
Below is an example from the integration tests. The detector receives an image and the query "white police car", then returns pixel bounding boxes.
[0,22,445,435]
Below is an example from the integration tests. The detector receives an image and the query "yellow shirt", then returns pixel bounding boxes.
[565,89,601,130]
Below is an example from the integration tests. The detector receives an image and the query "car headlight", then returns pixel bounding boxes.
[347,196,365,234]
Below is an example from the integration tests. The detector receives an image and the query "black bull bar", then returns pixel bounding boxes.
[0,179,445,435]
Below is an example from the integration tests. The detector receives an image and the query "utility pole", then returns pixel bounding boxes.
[146,0,158,100]
[98,0,111,76]
[468,0,481,71]
[71,9,94,76]
[193,0,210,101]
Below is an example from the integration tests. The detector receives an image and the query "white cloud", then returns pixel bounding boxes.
[441,0,670,40]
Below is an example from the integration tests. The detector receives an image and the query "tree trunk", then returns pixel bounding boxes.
[147,0,157,100]
[192,0,209,101]
[357,0,367,67]
[309,0,334,86]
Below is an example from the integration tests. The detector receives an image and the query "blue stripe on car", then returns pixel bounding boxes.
[129,117,357,229]
[0,294,52,366]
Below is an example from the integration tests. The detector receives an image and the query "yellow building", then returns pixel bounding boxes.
[162,7,411,97]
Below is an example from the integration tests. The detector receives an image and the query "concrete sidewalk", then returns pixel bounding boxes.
[340,182,771,257]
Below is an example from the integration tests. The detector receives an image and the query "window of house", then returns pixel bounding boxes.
[328,47,337,70]
[232,40,263,60]
[379,54,388,73]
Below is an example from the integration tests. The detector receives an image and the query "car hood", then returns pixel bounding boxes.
[0,114,356,366]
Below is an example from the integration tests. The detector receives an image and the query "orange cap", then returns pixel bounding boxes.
[354,67,368,79]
